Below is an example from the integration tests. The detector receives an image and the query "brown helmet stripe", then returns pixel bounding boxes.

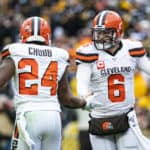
[31,17,34,35]
[37,17,40,35]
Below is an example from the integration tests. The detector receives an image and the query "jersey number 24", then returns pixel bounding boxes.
[18,58,57,95]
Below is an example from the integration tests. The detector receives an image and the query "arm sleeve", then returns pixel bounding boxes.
[137,55,150,75]
[76,63,92,97]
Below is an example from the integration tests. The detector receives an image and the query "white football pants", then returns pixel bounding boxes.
[11,110,62,150]
[90,128,139,150]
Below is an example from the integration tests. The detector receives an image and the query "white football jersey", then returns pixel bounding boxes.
[1,43,69,113]
[76,39,150,117]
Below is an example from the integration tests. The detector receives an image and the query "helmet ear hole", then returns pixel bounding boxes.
[20,17,51,45]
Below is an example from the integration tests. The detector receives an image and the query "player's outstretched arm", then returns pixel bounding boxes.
[58,69,86,109]
[0,58,15,87]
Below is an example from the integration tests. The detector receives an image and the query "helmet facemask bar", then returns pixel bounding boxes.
[92,27,118,51]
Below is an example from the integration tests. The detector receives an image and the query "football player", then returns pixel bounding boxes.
[0,16,86,150]
[76,10,150,150]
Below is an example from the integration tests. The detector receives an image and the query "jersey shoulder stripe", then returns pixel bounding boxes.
[0,43,19,59]
[76,43,98,63]
[122,39,145,57]
[0,48,10,59]
[76,52,98,63]
[129,47,145,57]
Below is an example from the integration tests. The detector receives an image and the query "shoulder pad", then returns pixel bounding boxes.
[76,43,98,63]
[1,43,26,59]
[0,44,12,59]
[127,40,146,57]
[52,47,69,62]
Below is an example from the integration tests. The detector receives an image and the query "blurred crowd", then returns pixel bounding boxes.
[0,0,150,150]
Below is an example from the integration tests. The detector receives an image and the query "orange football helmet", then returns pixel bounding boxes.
[20,16,51,45]
[91,10,124,50]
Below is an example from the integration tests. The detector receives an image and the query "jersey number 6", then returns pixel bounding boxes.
[108,74,125,102]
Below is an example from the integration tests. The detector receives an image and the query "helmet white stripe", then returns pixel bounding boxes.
[34,17,38,35]
[98,10,108,26]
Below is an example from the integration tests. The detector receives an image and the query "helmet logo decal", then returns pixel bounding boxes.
[24,25,31,33]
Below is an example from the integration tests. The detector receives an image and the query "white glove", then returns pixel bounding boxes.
[17,113,35,150]
[83,95,95,111]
